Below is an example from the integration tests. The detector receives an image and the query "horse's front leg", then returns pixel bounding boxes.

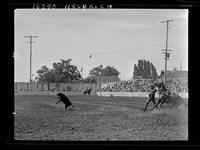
[150,99,161,111]
[158,98,165,110]
[143,98,151,111]
[152,98,158,109]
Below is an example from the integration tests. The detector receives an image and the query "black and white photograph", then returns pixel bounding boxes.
[14,8,188,141]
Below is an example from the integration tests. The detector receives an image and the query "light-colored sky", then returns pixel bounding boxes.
[14,9,188,82]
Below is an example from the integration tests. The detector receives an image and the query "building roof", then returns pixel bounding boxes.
[95,76,121,83]
[159,70,188,79]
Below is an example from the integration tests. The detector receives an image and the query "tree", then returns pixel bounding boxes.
[146,61,151,78]
[51,59,81,83]
[36,66,54,90]
[151,63,158,79]
[133,59,158,79]
[89,65,103,76]
[133,64,138,78]
[36,65,50,82]
[102,66,120,76]
[143,60,148,78]
[89,65,120,77]
[36,59,82,84]
[138,59,143,77]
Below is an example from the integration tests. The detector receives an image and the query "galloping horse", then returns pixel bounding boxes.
[149,82,170,111]
[150,82,187,111]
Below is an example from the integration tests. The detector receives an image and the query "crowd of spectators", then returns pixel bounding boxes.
[100,79,151,92]
[166,78,188,93]
[100,78,188,93]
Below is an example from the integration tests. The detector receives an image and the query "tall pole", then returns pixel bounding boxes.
[180,62,182,71]
[161,20,173,86]
[24,35,38,91]
[79,67,83,91]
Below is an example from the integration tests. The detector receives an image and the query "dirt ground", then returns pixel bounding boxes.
[14,95,188,141]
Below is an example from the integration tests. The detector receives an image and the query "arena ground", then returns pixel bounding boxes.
[14,95,188,141]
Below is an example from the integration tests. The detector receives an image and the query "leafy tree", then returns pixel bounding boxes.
[36,66,50,82]
[36,66,54,90]
[89,64,103,76]
[51,59,81,83]
[89,65,120,77]
[102,66,120,76]
[36,59,82,84]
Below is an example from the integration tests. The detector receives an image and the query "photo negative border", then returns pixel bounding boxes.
[6,0,200,148]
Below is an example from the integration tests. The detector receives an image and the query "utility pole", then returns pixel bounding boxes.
[24,35,38,91]
[161,20,173,86]
[79,67,83,92]
[180,62,182,71]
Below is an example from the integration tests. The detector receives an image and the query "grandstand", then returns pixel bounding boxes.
[99,70,188,93]
[159,70,188,80]
[159,70,188,93]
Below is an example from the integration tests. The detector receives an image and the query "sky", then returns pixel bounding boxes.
[14,9,188,82]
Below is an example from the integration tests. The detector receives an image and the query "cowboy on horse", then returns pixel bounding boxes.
[143,83,158,111]
[149,81,170,111]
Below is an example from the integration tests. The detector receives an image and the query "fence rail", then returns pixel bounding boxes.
[14,91,188,99]
[14,82,99,92]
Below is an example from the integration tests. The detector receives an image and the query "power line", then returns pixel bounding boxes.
[24,35,38,91]
[90,44,158,57]
[160,19,173,86]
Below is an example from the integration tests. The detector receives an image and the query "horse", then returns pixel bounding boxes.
[150,91,187,111]
[148,82,167,110]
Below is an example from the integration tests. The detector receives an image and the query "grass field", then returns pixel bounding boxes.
[14,95,188,141]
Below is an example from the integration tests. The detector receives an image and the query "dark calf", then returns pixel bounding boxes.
[56,92,73,110]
